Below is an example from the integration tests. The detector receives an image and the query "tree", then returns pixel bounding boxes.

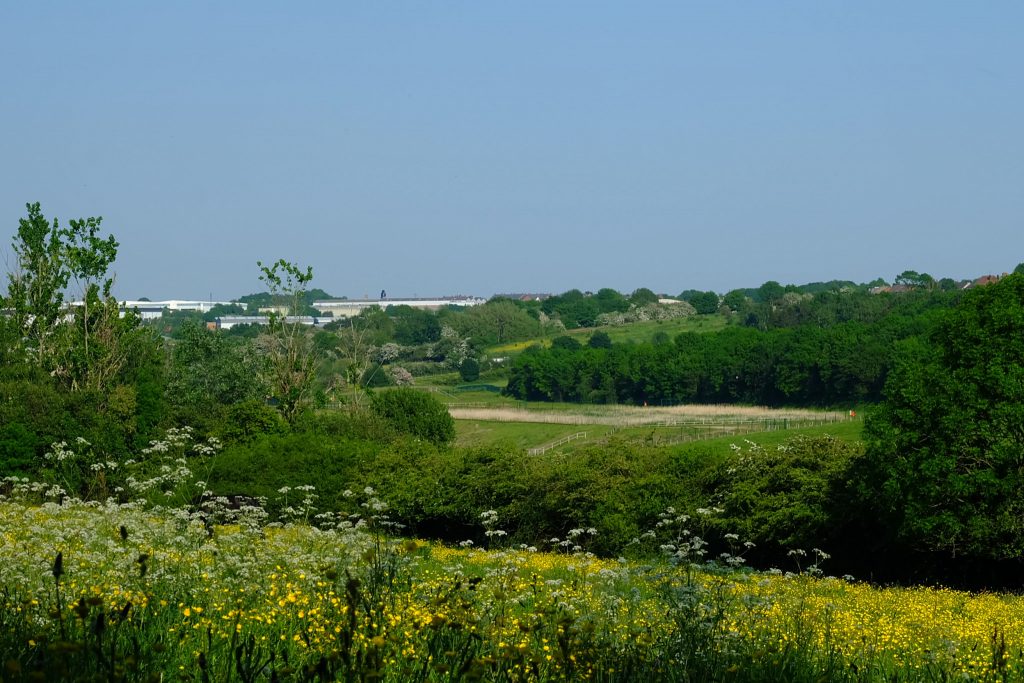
[687,291,720,315]
[256,259,318,423]
[167,320,268,424]
[5,203,70,366]
[858,274,1024,563]
[5,204,151,394]
[390,305,441,344]
[757,281,785,305]
[551,335,582,351]
[722,289,748,313]
[459,357,481,382]
[370,388,455,446]
[588,331,612,349]
[594,288,629,313]
[894,270,935,289]
[629,288,659,307]
[448,300,540,345]
[63,215,118,360]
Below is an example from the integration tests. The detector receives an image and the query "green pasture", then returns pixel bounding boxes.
[565,312,729,345]
[486,312,729,356]
[454,420,617,449]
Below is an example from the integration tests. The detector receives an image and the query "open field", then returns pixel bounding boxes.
[563,312,729,345]
[449,403,851,426]
[454,420,617,449]
[457,415,863,453]
[2,494,1022,682]
[486,313,729,355]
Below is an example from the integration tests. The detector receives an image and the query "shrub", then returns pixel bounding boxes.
[369,389,455,446]
[458,357,480,382]
[218,400,285,444]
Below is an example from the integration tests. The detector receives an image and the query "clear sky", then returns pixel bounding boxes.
[1,2,1021,300]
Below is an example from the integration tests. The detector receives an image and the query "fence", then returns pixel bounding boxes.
[528,432,588,456]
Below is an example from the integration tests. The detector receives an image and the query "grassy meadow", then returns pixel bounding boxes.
[448,393,860,454]
[485,313,729,356]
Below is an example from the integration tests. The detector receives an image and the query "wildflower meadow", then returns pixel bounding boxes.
[2,430,1024,682]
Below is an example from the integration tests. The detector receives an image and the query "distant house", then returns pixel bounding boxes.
[968,274,1003,288]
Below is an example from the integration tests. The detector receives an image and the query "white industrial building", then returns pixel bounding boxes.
[313,296,486,318]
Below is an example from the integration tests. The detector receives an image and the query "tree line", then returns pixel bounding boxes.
[504,310,946,407]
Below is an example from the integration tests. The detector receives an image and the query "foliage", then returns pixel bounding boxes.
[587,331,612,349]
[389,304,442,344]
[629,287,659,306]
[166,320,268,428]
[4,202,69,367]
[707,435,863,562]
[685,290,720,314]
[894,269,935,289]
[458,356,480,382]
[550,335,582,351]
[446,299,540,345]
[858,274,1024,567]
[506,321,896,406]
[256,259,319,423]
[369,389,456,446]
[218,399,286,445]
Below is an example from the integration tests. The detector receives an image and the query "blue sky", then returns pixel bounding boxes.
[1,2,1021,300]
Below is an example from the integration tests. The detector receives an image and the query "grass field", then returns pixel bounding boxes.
[486,313,730,356]
[454,420,617,449]
[455,408,863,453]
[563,312,729,345]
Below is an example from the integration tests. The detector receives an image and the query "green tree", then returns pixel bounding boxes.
[256,259,319,423]
[629,287,659,307]
[687,291,720,315]
[61,216,119,386]
[448,300,540,345]
[894,270,935,289]
[588,331,612,349]
[722,289,748,312]
[594,288,629,313]
[859,274,1024,562]
[167,320,268,424]
[370,388,455,446]
[757,280,785,304]
[4,203,69,367]
[459,357,481,382]
[390,305,442,344]
[551,335,582,351]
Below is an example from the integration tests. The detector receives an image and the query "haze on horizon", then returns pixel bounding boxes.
[1,2,1022,301]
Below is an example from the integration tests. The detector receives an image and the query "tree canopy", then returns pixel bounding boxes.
[860,274,1024,563]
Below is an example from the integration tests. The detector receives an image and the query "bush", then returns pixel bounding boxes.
[551,336,582,351]
[705,435,863,565]
[206,432,379,514]
[369,389,455,446]
[588,331,612,349]
[218,400,286,445]
[458,357,480,382]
